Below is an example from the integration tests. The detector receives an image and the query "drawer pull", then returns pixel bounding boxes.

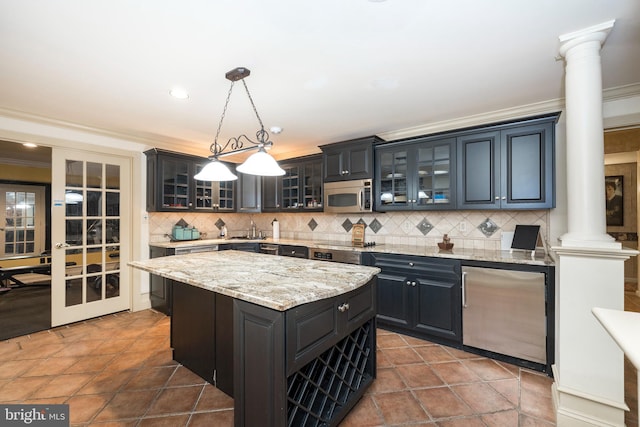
[408,262,414,267]
[338,303,350,312]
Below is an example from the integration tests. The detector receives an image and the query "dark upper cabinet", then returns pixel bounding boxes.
[194,161,235,212]
[145,149,236,212]
[375,137,456,211]
[261,174,280,212]
[457,115,557,209]
[146,149,192,211]
[320,136,380,182]
[237,173,261,213]
[262,154,323,213]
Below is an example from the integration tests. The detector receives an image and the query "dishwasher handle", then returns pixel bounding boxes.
[461,271,467,308]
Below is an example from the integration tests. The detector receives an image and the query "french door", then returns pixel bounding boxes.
[51,148,130,327]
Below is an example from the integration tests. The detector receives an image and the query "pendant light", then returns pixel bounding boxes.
[195,67,285,181]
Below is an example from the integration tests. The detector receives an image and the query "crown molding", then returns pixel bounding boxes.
[378,83,640,142]
[377,98,565,142]
[0,107,191,150]
[603,83,640,101]
[1,82,639,153]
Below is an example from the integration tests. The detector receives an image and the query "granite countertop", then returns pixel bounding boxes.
[129,251,380,311]
[149,237,555,266]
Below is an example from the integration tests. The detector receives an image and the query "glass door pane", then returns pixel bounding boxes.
[379,149,407,206]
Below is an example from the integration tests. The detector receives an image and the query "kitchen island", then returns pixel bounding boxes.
[129,250,380,427]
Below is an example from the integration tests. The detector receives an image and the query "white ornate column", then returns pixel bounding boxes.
[559,20,618,249]
[553,20,637,426]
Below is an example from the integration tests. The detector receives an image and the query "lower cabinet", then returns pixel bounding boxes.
[170,277,377,427]
[149,246,172,315]
[234,279,377,427]
[171,281,234,396]
[362,252,461,345]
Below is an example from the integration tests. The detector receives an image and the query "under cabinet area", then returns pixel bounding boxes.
[362,252,462,345]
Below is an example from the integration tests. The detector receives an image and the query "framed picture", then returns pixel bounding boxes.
[605,175,623,226]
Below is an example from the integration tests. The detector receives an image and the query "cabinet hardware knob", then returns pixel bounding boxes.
[406,280,411,285]
[412,281,417,286]
[338,303,350,312]
[408,262,414,267]
[495,196,500,200]
[501,196,506,200]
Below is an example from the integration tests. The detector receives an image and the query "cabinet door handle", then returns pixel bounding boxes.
[338,303,350,312]
[501,196,506,200]
[462,271,467,308]
[495,196,500,200]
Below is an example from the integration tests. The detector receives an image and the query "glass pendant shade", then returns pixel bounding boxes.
[236,148,285,176]
[194,159,238,181]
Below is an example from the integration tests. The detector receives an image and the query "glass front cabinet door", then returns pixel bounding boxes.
[194,161,235,212]
[375,137,456,211]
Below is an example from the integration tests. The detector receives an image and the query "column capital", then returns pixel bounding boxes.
[559,20,615,57]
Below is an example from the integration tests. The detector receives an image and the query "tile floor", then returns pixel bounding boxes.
[0,290,637,427]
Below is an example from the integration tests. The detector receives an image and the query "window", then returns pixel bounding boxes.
[1,184,46,257]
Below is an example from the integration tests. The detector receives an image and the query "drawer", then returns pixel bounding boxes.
[285,279,376,374]
[364,253,460,280]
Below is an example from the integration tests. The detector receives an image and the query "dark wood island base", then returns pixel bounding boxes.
[171,277,377,427]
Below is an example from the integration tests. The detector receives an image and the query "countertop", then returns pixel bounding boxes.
[129,250,380,311]
[592,307,640,370]
[149,237,555,266]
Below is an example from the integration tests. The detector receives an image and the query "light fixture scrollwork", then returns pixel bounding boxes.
[194,67,285,181]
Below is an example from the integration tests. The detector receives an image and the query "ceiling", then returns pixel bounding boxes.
[1,0,639,164]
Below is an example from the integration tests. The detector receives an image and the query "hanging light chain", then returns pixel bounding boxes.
[211,81,236,155]
[208,67,272,159]
[241,79,269,144]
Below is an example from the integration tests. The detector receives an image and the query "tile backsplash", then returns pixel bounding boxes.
[149,210,550,251]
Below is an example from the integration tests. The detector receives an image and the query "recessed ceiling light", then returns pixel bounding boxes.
[22,142,38,148]
[169,88,189,100]
[270,126,283,134]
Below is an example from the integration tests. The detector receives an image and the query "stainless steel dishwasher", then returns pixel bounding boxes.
[461,266,546,364]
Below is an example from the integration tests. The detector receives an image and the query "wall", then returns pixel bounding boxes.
[605,127,640,285]
[149,209,550,252]
[0,164,50,183]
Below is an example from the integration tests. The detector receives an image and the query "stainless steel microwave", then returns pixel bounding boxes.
[324,179,373,213]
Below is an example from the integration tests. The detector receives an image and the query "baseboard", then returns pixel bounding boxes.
[551,365,627,426]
